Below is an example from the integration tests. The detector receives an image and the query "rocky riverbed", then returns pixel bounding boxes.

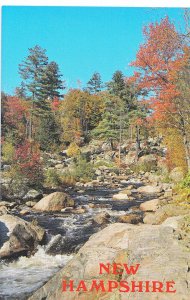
[1,139,189,300]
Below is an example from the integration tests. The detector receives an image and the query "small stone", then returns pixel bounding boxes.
[72,208,86,214]
[93,212,110,225]
[20,208,31,215]
[26,201,37,207]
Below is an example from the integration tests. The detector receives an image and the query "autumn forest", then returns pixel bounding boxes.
[2,14,190,191]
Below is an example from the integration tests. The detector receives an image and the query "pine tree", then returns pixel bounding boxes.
[86,72,103,94]
[92,93,124,149]
[15,82,27,99]
[19,45,48,102]
[107,70,125,97]
[35,110,61,151]
[37,61,64,101]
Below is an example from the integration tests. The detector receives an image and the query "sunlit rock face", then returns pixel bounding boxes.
[29,220,190,300]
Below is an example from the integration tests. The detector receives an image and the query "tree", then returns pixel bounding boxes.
[107,70,125,97]
[19,45,49,138]
[18,45,64,140]
[19,45,48,101]
[35,109,61,151]
[86,72,103,94]
[107,71,145,160]
[37,61,64,101]
[92,92,124,150]
[130,17,190,169]
[15,82,27,99]
[108,70,144,110]
[2,95,30,145]
[14,140,43,187]
[60,89,104,144]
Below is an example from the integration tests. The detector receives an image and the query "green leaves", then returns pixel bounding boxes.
[18,45,64,104]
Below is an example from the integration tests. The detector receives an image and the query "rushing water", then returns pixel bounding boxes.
[0,247,72,300]
[0,183,154,300]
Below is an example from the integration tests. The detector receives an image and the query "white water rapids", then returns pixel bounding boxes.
[0,246,72,300]
[0,186,149,300]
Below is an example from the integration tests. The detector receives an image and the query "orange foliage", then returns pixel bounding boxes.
[130,17,186,122]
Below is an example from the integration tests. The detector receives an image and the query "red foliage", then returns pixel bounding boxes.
[4,96,29,127]
[14,141,43,184]
[130,17,186,122]
[51,97,61,111]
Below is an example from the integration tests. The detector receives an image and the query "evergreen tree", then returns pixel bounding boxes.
[19,45,48,102]
[107,70,125,97]
[86,72,103,94]
[15,81,27,99]
[108,70,139,111]
[92,93,124,149]
[35,110,61,151]
[37,61,64,101]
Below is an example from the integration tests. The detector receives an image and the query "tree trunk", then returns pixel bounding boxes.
[29,93,35,140]
[180,116,190,170]
[118,111,122,168]
[29,113,32,140]
[135,125,141,162]
[182,130,190,170]
[110,139,114,151]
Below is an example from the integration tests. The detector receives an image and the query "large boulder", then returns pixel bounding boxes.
[143,204,189,225]
[0,214,45,259]
[29,220,190,300]
[140,199,160,212]
[33,192,75,212]
[137,185,162,194]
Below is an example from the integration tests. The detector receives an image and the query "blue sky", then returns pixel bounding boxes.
[2,6,185,94]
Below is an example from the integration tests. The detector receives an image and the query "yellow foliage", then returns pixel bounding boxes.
[59,89,105,143]
[159,127,187,173]
[2,141,15,163]
[67,142,80,157]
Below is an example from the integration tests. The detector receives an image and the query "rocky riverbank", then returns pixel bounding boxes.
[29,216,190,300]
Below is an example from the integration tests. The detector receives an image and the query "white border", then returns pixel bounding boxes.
[0,0,190,8]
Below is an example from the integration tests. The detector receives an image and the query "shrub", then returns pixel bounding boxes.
[94,160,116,168]
[44,168,61,187]
[67,142,80,157]
[72,156,95,182]
[14,140,43,188]
[2,141,15,163]
[131,161,157,173]
[161,174,172,183]
[5,166,28,197]
[180,171,190,189]
[60,172,76,185]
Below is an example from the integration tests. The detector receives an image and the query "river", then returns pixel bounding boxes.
[0,180,155,300]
